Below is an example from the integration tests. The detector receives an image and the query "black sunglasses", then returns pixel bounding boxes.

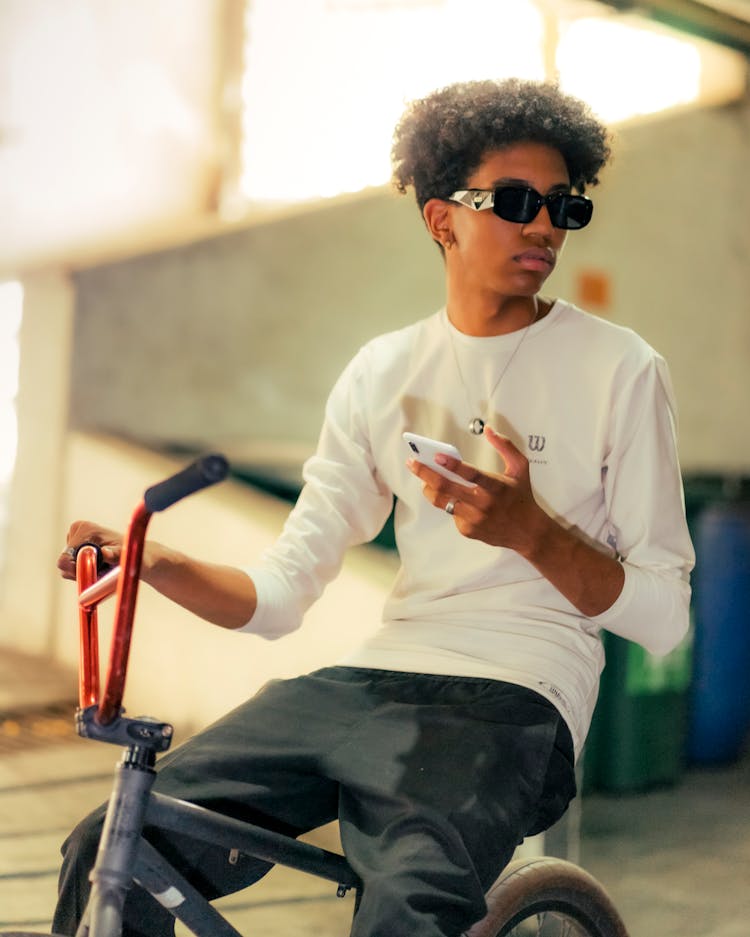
[449,186,593,230]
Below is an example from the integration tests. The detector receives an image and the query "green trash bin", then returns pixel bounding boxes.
[583,627,692,793]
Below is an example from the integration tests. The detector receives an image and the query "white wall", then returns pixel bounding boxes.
[0,0,227,275]
[545,99,750,473]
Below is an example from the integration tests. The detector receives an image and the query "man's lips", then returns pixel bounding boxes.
[514,249,555,271]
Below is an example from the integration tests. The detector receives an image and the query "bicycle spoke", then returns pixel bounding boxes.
[501,910,594,936]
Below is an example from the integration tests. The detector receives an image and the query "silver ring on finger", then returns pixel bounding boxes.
[445,500,456,516]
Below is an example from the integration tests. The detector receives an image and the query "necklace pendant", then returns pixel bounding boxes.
[468,417,485,436]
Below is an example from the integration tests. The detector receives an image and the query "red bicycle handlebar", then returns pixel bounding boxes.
[75,454,229,728]
[100,499,152,726]
[76,500,153,725]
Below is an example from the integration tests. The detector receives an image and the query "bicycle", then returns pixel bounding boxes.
[2,456,629,937]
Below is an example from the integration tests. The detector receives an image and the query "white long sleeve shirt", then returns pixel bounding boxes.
[242,301,694,756]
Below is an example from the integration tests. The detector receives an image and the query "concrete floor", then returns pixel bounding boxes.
[1,646,748,937]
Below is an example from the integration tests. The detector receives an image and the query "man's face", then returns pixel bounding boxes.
[447,142,571,298]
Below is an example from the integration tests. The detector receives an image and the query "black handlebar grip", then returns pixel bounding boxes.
[143,454,230,513]
[73,541,109,574]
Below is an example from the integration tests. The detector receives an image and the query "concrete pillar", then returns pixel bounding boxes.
[0,269,74,654]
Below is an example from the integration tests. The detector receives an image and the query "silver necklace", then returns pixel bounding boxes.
[447,306,539,436]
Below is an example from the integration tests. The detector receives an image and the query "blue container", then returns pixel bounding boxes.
[688,502,750,764]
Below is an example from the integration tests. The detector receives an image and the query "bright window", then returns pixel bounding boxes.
[238,0,747,204]
[0,281,23,489]
[0,280,23,573]
[557,17,702,124]
[240,0,545,202]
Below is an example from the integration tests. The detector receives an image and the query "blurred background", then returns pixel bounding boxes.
[0,1,749,933]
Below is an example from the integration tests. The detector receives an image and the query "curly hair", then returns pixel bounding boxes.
[392,78,612,211]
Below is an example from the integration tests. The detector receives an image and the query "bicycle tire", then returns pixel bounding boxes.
[465,857,629,937]
[0,932,64,937]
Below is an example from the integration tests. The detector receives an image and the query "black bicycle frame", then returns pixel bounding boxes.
[77,749,359,937]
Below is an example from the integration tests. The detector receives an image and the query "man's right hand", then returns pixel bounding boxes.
[57,521,123,581]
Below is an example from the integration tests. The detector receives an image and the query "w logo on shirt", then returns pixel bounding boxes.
[528,435,546,452]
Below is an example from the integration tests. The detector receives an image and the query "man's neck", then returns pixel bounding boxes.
[446,291,548,337]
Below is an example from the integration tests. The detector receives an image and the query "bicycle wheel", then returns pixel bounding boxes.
[0,933,64,937]
[465,857,629,937]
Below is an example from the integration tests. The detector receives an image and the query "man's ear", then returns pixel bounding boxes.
[423,198,453,250]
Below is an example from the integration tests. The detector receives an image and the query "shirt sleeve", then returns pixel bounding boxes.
[239,348,394,639]
[591,351,695,656]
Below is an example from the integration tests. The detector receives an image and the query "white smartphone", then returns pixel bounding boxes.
[402,432,474,487]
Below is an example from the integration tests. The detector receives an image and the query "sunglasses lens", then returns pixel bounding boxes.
[550,195,593,230]
[491,187,593,229]
[493,187,540,224]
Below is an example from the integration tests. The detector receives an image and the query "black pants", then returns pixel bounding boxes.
[53,667,576,937]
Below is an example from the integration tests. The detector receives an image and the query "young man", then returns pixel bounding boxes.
[54,78,694,937]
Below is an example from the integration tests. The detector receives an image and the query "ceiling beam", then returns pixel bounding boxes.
[598,0,750,54]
